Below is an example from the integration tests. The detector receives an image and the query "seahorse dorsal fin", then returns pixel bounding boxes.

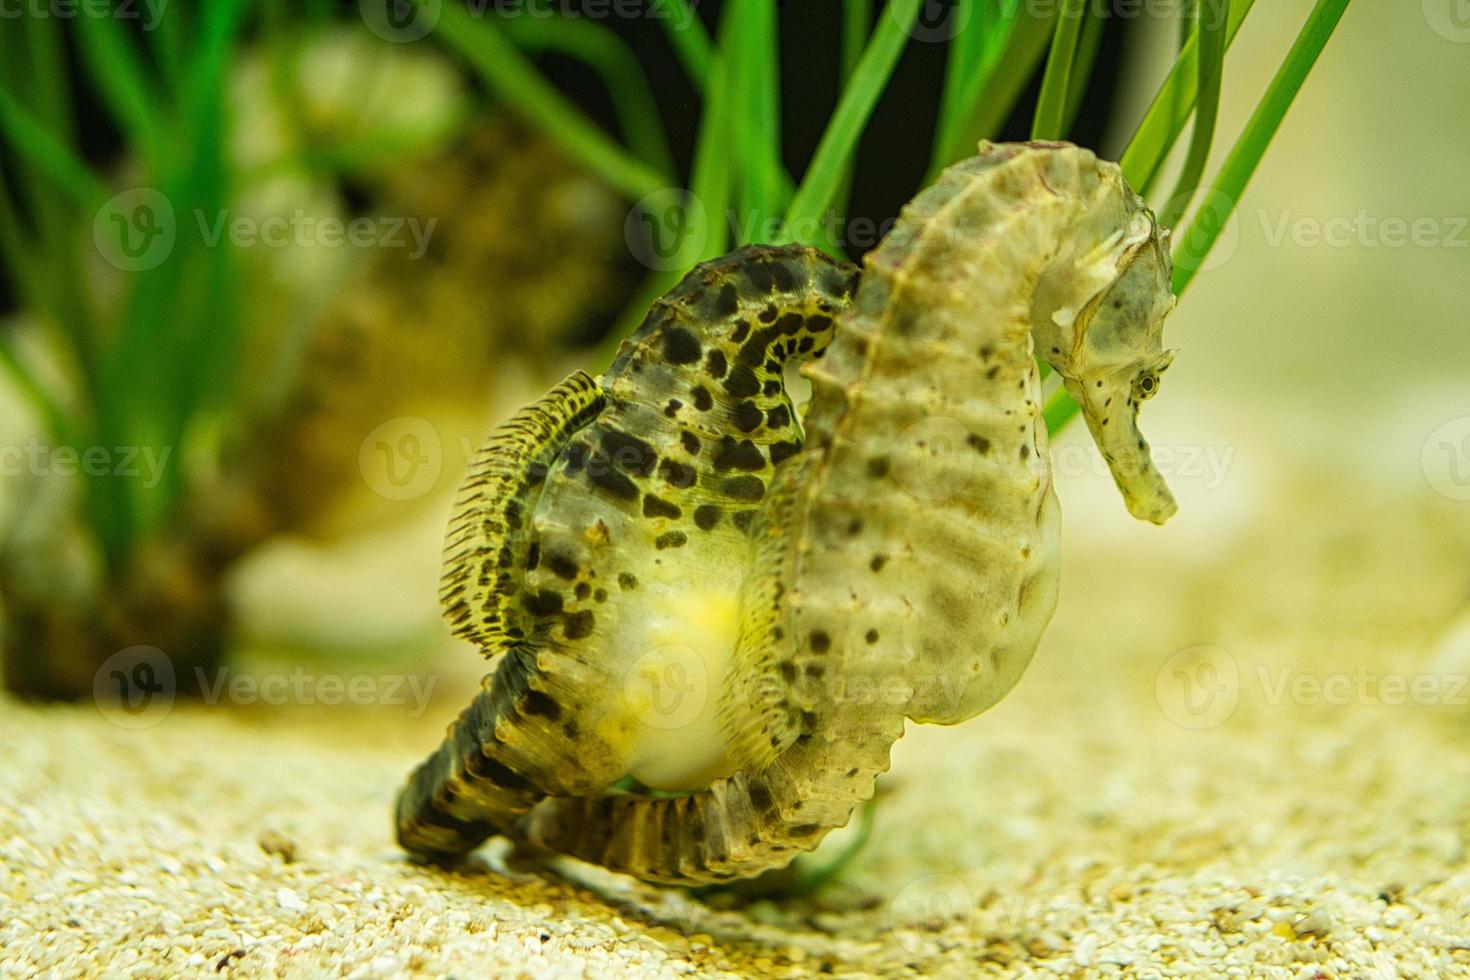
[439,370,604,652]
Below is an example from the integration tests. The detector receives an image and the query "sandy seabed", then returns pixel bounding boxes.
[4,462,1470,979]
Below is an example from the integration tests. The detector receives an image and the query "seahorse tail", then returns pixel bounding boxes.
[395,650,549,860]
[517,667,904,884]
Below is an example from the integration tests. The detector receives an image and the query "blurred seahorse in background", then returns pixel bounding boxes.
[397,141,1179,884]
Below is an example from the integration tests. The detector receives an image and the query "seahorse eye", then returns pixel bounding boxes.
[1136,373,1158,399]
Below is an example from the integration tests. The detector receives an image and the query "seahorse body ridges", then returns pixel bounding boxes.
[399,142,1178,884]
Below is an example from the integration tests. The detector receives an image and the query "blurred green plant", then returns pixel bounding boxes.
[1,3,254,569]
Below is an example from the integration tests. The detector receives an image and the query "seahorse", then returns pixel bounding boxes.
[396,141,1178,884]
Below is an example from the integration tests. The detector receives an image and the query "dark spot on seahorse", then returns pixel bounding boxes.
[758,304,779,324]
[968,434,990,454]
[866,456,890,478]
[1113,298,1123,309]
[865,629,879,644]
[585,450,640,500]
[525,589,563,616]
[870,554,888,572]
[731,400,763,433]
[525,542,540,570]
[563,610,596,639]
[797,335,815,354]
[768,440,801,466]
[845,517,863,536]
[714,283,739,317]
[778,662,798,683]
[1019,444,1031,460]
[692,385,714,411]
[521,689,561,720]
[771,260,799,292]
[545,553,580,580]
[714,437,766,471]
[731,510,755,532]
[705,348,728,379]
[662,326,701,364]
[655,530,688,550]
[503,499,522,530]
[562,719,580,739]
[763,379,781,396]
[893,310,919,336]
[574,582,591,600]
[693,504,721,530]
[748,780,775,814]
[809,630,831,653]
[776,312,804,336]
[722,475,765,500]
[643,494,681,519]
[764,358,782,374]
[807,314,833,335]
[724,364,760,399]
[747,261,776,293]
[773,626,785,640]
[602,430,657,476]
[845,768,858,778]
[790,823,820,837]
[594,588,608,603]
[731,319,752,344]
[617,572,638,590]
[663,398,682,418]
[765,404,791,429]
[986,365,1000,380]
[678,431,700,456]
[660,458,697,488]
[979,344,994,360]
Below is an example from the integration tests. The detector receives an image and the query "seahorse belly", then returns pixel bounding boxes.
[597,540,744,790]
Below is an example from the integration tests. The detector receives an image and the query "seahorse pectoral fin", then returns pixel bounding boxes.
[440,370,605,650]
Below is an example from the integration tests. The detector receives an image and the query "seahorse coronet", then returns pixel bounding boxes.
[396,141,1179,884]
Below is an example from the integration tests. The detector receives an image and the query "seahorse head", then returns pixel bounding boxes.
[1064,218,1179,525]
